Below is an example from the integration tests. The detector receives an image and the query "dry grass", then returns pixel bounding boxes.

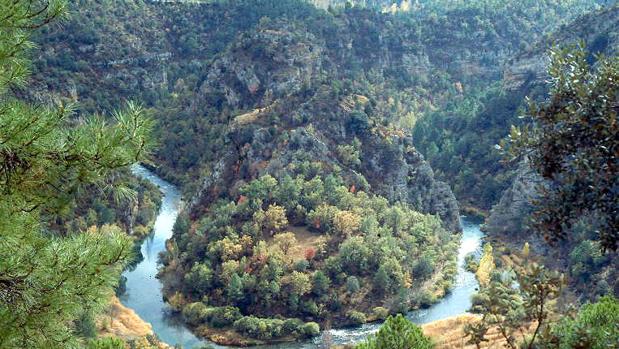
[265,225,324,262]
[97,296,153,340]
[286,225,323,260]
[232,102,277,127]
[422,314,535,349]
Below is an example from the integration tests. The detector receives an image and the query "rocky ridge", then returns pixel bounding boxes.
[185,19,461,231]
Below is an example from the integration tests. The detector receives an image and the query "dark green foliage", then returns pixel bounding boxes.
[51,169,162,238]
[464,253,479,273]
[312,271,331,296]
[87,337,126,349]
[182,303,243,328]
[31,0,607,194]
[160,173,456,335]
[17,0,619,346]
[231,315,319,340]
[503,45,618,251]
[74,311,97,339]
[346,276,361,294]
[356,314,433,349]
[233,316,285,340]
[0,1,154,347]
[541,296,619,349]
[413,256,435,281]
[413,85,526,209]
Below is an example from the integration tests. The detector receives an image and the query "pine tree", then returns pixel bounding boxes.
[228,274,245,304]
[356,314,433,349]
[0,1,154,347]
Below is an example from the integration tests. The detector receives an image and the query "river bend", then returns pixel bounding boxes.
[122,165,483,349]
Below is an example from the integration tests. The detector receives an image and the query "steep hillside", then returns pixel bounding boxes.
[412,2,617,210]
[485,5,619,299]
[31,0,608,206]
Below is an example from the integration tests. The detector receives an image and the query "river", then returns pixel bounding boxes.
[122,165,484,349]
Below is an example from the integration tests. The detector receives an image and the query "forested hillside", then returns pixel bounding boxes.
[412,2,618,210]
[30,0,610,211]
[482,6,619,300]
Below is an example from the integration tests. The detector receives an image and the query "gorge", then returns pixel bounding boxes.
[1,1,617,348]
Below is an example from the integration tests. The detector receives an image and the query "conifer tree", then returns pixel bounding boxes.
[356,314,433,349]
[0,1,153,347]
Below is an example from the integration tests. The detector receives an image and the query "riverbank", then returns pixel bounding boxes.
[97,297,172,348]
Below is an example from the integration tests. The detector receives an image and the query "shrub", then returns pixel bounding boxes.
[545,296,619,349]
[87,337,126,349]
[464,253,478,273]
[413,256,435,280]
[346,276,361,294]
[208,306,242,328]
[347,310,367,325]
[294,259,310,272]
[312,271,331,296]
[301,322,320,338]
[74,311,97,338]
[413,291,435,309]
[181,302,210,326]
[282,318,305,336]
[233,316,284,339]
[372,307,389,320]
[356,314,433,349]
[302,300,320,316]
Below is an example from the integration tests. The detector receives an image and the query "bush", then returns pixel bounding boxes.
[301,322,320,338]
[208,306,242,328]
[87,337,126,349]
[412,290,436,309]
[372,307,389,320]
[545,296,619,349]
[302,300,320,316]
[282,318,305,336]
[356,314,433,349]
[347,310,367,325]
[74,311,97,338]
[181,302,210,326]
[346,276,361,293]
[413,256,435,280]
[233,316,284,340]
[233,316,319,340]
[464,253,478,273]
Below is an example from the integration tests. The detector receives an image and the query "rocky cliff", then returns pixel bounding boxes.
[487,5,619,237]
[503,5,619,91]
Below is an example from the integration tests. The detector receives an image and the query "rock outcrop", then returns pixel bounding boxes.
[183,17,462,231]
[504,5,619,91]
[484,160,542,238]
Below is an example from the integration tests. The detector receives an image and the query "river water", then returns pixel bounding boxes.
[122,165,484,349]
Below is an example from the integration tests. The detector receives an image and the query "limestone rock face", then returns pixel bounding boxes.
[188,97,461,232]
[503,6,619,91]
[189,125,461,232]
[485,160,542,237]
[202,24,324,109]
